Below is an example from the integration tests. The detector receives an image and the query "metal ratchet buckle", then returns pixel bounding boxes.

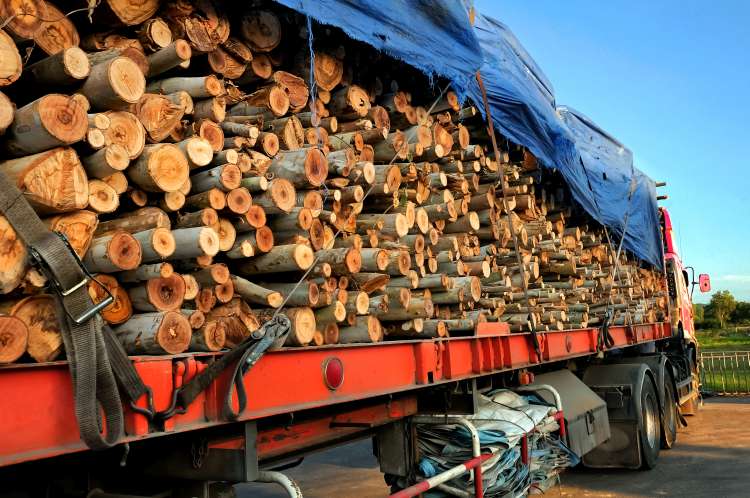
[28,231,115,324]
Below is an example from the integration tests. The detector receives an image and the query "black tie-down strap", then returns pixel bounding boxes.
[598,310,616,352]
[0,172,150,450]
[154,315,291,424]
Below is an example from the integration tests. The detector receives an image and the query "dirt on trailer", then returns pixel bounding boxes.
[238,397,750,497]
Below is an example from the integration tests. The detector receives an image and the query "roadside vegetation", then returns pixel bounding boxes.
[695,290,750,350]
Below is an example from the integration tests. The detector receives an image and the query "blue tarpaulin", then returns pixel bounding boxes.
[273,0,482,100]
[271,0,664,268]
[558,107,663,268]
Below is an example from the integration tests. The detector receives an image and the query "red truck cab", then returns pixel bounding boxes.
[661,207,710,414]
[660,207,710,342]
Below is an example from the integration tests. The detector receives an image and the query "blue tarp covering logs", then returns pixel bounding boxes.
[273,0,482,100]
[273,1,664,268]
[559,107,664,268]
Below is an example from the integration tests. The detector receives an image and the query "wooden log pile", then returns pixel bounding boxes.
[0,0,666,363]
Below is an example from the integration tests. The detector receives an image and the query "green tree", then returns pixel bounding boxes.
[693,303,705,324]
[706,290,737,328]
[731,301,750,324]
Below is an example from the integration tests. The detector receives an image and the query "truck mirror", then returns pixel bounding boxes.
[699,274,711,293]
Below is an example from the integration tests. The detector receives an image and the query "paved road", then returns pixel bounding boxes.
[238,398,750,497]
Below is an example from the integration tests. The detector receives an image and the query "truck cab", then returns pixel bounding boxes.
[660,207,709,344]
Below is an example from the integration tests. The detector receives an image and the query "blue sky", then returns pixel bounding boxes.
[474,1,750,303]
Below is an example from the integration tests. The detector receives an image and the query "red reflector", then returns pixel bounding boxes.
[323,357,344,390]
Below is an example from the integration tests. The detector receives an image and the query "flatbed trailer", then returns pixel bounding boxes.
[0,315,700,497]
[0,321,672,467]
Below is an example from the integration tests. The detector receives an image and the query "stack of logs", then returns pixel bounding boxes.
[0,0,666,364]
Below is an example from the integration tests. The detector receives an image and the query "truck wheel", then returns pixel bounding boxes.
[661,374,677,449]
[640,377,661,469]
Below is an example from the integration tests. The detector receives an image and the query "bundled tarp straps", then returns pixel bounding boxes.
[0,170,150,450]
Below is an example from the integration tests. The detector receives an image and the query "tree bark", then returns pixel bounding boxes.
[115,311,191,355]
[236,244,314,274]
[3,94,88,156]
[231,275,283,308]
[80,57,145,110]
[128,274,186,312]
[83,231,142,272]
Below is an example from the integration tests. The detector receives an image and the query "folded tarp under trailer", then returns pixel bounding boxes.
[0,0,706,497]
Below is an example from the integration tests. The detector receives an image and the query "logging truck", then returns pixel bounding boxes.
[0,206,710,496]
[0,0,711,496]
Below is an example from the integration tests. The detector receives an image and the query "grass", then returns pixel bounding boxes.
[696,328,750,393]
[700,352,750,394]
[696,327,750,351]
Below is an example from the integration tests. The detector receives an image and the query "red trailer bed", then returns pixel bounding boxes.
[0,321,671,467]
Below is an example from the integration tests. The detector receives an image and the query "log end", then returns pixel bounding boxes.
[0,316,28,364]
[156,311,192,354]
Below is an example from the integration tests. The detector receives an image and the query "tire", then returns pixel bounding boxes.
[661,374,678,449]
[639,377,661,469]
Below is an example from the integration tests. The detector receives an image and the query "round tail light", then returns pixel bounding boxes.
[323,357,344,390]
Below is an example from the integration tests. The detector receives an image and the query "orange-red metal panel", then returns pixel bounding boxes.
[0,322,673,467]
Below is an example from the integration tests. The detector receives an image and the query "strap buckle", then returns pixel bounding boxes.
[29,232,114,324]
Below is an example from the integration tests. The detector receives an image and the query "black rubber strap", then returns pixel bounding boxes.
[0,171,146,449]
[177,315,290,421]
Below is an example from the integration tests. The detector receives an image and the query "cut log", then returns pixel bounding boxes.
[177,137,214,169]
[330,85,371,118]
[96,207,169,235]
[256,306,315,347]
[236,244,314,274]
[272,71,309,113]
[314,248,362,275]
[185,188,226,211]
[87,179,119,214]
[147,39,192,77]
[82,144,130,179]
[175,208,218,229]
[130,94,184,142]
[3,94,88,157]
[117,262,173,283]
[190,320,226,352]
[9,295,62,362]
[231,276,283,308]
[0,0,45,40]
[115,311,191,355]
[0,91,12,135]
[128,274,186,312]
[226,187,252,214]
[45,210,98,257]
[102,0,160,25]
[138,17,173,51]
[190,164,241,193]
[0,315,28,363]
[33,2,79,55]
[252,178,296,214]
[132,227,176,262]
[267,148,328,188]
[80,57,146,110]
[0,147,88,214]
[0,215,27,294]
[22,47,90,86]
[169,227,220,258]
[128,143,189,193]
[103,111,146,159]
[240,10,282,53]
[83,231,142,272]
[339,316,383,344]
[193,96,226,123]
[147,75,224,98]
